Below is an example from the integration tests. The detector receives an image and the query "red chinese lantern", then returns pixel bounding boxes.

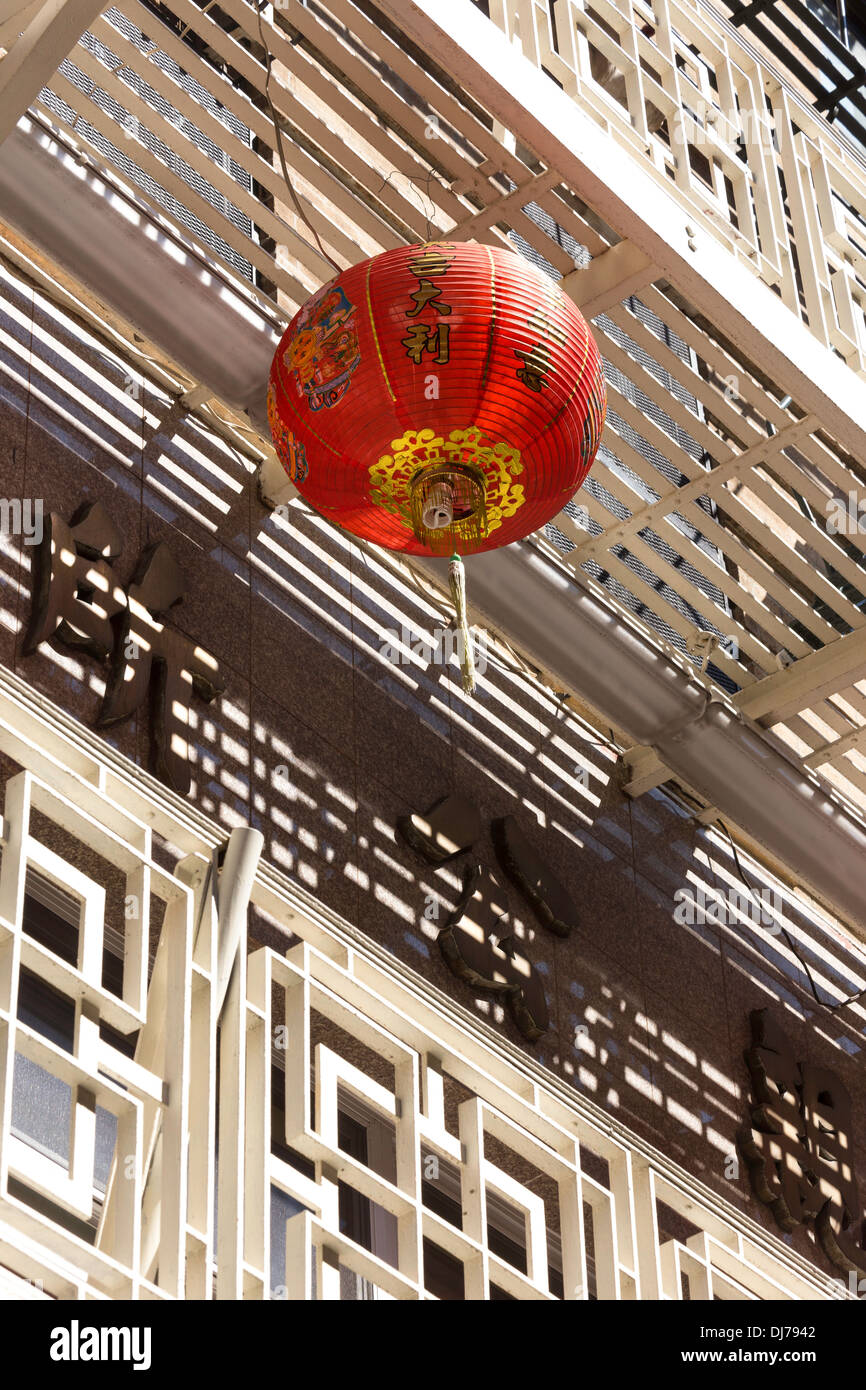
[268,240,606,690]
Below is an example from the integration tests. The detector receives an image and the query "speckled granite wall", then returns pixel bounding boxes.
[2,255,865,1287]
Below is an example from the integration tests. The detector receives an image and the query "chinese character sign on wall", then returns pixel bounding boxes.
[398,793,577,1040]
[738,1008,866,1277]
[24,501,224,796]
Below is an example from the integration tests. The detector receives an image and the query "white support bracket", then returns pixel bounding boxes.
[622,744,670,797]
[179,383,212,411]
[258,448,297,511]
[561,239,659,320]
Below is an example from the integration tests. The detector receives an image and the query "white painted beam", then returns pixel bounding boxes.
[0,0,41,50]
[736,628,866,725]
[258,448,297,510]
[0,0,35,19]
[803,725,866,770]
[0,0,107,146]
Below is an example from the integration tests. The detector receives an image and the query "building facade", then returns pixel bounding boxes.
[0,0,865,1300]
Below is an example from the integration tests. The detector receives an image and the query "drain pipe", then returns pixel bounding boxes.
[127,826,264,1285]
[213,826,265,1018]
[4,115,866,934]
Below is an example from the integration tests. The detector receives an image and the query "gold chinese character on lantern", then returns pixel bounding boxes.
[402,322,451,365]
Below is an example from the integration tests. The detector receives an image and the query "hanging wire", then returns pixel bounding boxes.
[418,166,436,241]
[369,165,441,243]
[719,819,866,1014]
[255,2,341,277]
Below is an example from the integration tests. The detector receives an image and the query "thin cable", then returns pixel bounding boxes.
[419,167,435,241]
[256,2,341,277]
[369,166,442,243]
[719,820,866,1013]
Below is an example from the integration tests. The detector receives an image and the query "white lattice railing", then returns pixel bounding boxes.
[494,0,866,371]
[0,665,846,1300]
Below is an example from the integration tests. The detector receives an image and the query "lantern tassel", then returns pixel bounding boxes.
[449,553,476,696]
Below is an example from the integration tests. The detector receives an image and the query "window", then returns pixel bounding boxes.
[11,869,125,1225]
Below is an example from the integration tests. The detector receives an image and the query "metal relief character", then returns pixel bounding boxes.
[804,1062,866,1276]
[398,792,481,864]
[440,858,550,1040]
[24,502,127,660]
[98,541,225,796]
[737,1009,822,1231]
[398,794,571,1040]
[23,501,223,797]
[492,815,578,937]
[737,1008,866,1275]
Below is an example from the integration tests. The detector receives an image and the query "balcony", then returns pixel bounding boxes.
[721,0,866,150]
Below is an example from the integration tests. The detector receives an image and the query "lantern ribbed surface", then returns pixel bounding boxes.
[267,240,606,556]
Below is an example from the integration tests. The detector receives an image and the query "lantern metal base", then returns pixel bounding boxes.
[409,462,488,555]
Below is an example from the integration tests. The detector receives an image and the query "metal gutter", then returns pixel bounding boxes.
[0,115,280,418]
